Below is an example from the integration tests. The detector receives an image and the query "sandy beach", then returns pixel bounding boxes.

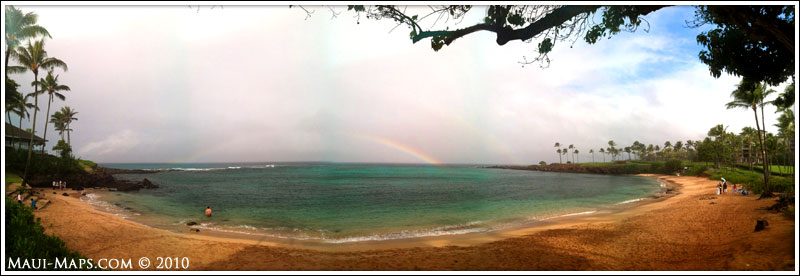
[28,175,795,270]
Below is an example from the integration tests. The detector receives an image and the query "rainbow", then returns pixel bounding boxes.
[355,134,442,165]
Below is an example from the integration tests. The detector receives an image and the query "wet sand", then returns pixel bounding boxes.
[30,175,795,270]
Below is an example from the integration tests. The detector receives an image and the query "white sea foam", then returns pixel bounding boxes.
[187,221,490,243]
[81,193,132,219]
[615,198,646,205]
[539,211,597,221]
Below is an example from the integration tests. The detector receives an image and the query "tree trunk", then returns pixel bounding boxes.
[67,123,71,145]
[22,71,39,186]
[42,93,52,154]
[752,107,770,197]
[760,104,772,194]
[17,116,23,150]
[4,48,11,79]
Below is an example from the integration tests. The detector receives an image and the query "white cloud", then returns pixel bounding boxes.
[8,5,792,164]
[76,129,142,159]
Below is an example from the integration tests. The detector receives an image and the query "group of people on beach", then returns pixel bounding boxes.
[716,177,748,196]
[16,192,37,210]
[52,180,68,191]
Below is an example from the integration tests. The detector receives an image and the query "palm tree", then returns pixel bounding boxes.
[556,148,562,164]
[707,124,728,168]
[574,149,579,164]
[34,70,70,153]
[568,144,575,163]
[607,141,616,161]
[5,6,51,77]
[589,149,595,163]
[624,147,631,160]
[5,90,23,124]
[774,109,794,175]
[50,110,66,141]
[59,106,78,145]
[554,142,561,164]
[12,93,38,150]
[726,80,772,194]
[599,148,605,162]
[759,83,777,177]
[14,39,68,185]
[654,145,661,160]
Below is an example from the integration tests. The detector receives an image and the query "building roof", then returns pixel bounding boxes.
[5,122,45,142]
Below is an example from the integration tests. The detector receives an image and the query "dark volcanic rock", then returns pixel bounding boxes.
[27,168,160,193]
[141,178,159,189]
[101,167,162,174]
[755,219,769,232]
[186,221,198,226]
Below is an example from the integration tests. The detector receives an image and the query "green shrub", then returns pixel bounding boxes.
[771,177,794,193]
[649,163,663,174]
[5,148,85,180]
[663,159,683,174]
[5,198,96,270]
[687,165,709,176]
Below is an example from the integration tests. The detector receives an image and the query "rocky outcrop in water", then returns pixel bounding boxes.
[27,167,160,192]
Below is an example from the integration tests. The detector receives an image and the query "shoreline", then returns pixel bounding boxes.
[70,174,673,250]
[29,175,795,270]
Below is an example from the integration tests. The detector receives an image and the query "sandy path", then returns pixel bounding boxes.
[31,175,795,270]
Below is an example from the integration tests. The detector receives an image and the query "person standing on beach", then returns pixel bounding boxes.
[722,181,727,194]
[205,207,212,217]
[31,198,38,210]
[53,180,57,190]
[16,193,23,204]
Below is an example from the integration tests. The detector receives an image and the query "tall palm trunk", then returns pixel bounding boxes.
[760,104,771,190]
[752,107,769,195]
[41,94,53,153]
[17,116,23,150]
[67,123,71,145]
[22,71,39,186]
[4,48,11,79]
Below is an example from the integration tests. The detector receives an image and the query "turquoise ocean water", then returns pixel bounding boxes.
[88,163,662,243]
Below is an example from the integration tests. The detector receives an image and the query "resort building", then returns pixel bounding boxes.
[5,123,46,150]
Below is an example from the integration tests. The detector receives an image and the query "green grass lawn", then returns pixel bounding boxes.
[5,172,22,188]
[77,159,96,167]
[576,162,616,167]
[752,165,794,174]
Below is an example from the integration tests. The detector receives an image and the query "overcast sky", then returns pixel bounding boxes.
[4,5,793,164]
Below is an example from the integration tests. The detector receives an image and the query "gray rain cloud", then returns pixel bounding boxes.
[5,5,788,164]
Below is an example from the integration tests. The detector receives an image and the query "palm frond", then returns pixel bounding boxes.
[54,84,70,91]
[5,65,27,74]
[17,25,51,40]
[40,57,68,71]
[53,92,66,101]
